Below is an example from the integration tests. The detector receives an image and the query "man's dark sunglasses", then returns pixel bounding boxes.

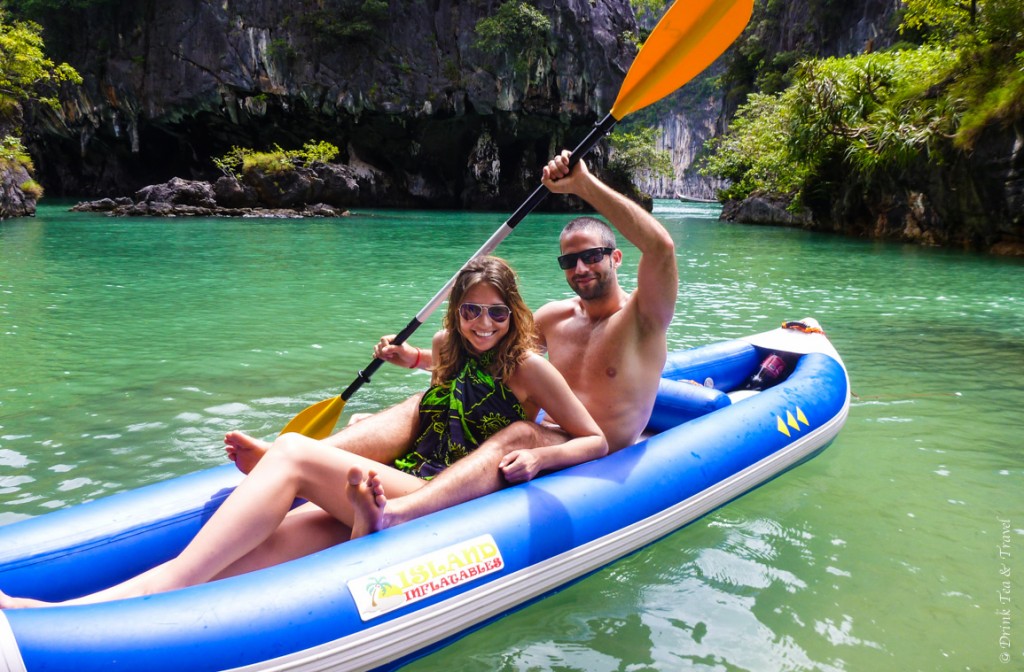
[557,247,615,270]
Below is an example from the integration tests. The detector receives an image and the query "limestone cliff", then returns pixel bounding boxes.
[24,0,637,209]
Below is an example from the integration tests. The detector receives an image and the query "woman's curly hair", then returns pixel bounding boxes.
[432,256,537,385]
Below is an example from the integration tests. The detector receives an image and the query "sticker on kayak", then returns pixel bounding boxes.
[347,534,504,621]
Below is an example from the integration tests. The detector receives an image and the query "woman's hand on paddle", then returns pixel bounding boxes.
[374,335,418,369]
[499,449,542,484]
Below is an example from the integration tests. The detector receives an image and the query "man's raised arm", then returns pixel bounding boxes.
[542,150,678,331]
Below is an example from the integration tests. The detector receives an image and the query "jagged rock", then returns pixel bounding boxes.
[0,162,38,219]
[303,203,344,217]
[213,176,259,208]
[134,177,217,208]
[72,172,352,218]
[243,168,321,209]
[313,164,363,206]
[721,195,814,228]
[71,197,117,212]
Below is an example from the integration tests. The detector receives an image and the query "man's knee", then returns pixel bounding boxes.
[483,421,553,456]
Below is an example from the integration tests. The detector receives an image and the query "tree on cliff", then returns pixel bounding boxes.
[0,10,81,112]
[697,0,1023,247]
[0,9,80,214]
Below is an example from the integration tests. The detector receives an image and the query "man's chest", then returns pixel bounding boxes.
[546,318,629,380]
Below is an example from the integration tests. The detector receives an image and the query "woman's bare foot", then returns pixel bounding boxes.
[223,431,270,474]
[347,413,374,425]
[0,588,51,609]
[347,467,389,539]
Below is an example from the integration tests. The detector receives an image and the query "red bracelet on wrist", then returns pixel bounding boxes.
[410,347,421,369]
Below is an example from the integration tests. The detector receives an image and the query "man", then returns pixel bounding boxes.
[223,149,677,562]
[346,149,677,536]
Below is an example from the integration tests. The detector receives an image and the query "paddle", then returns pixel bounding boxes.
[282,0,753,439]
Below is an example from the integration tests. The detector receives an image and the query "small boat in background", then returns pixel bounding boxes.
[0,319,849,672]
[677,193,719,203]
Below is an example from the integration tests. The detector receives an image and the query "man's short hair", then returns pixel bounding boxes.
[561,217,617,249]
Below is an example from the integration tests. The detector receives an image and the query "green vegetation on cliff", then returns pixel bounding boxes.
[608,127,673,189]
[698,0,1024,210]
[700,46,958,204]
[213,141,340,180]
[0,9,80,206]
[0,10,81,110]
[298,0,389,44]
[473,0,552,75]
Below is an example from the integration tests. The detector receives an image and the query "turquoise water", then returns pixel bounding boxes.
[1,201,1022,670]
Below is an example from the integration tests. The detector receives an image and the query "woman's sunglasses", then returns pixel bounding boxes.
[557,247,615,270]
[458,302,511,323]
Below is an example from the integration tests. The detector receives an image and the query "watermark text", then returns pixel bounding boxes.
[997,517,1012,664]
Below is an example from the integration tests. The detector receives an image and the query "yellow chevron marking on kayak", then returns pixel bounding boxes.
[777,407,810,437]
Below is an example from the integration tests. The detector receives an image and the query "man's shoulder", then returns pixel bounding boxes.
[535,297,579,319]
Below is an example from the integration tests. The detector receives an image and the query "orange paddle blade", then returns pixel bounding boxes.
[279,395,345,439]
[611,0,753,120]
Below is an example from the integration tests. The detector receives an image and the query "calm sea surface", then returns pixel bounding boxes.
[1,200,1022,670]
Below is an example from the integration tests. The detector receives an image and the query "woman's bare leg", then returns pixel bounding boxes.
[0,435,424,609]
[210,502,351,580]
[207,393,425,576]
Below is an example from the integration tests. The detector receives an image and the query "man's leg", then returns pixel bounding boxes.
[349,421,569,537]
[226,392,423,473]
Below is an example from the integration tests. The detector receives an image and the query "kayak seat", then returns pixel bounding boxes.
[645,378,731,433]
[646,341,761,433]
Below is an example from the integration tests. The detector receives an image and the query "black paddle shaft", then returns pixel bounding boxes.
[340,113,619,401]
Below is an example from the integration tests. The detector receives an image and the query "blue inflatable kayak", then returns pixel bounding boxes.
[0,319,849,672]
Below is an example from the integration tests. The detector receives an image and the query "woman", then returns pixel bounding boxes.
[0,256,606,609]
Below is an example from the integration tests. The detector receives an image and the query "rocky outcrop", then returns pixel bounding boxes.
[25,0,637,211]
[721,194,813,228]
[71,164,368,217]
[722,120,1024,255]
[0,162,39,219]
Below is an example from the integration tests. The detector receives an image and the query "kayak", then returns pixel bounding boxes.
[0,319,849,672]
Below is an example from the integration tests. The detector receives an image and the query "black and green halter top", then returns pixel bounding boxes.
[395,353,526,479]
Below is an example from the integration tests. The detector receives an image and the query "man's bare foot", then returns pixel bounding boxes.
[347,467,388,539]
[223,431,270,474]
[0,588,51,609]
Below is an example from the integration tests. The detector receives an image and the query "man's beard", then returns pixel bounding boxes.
[569,271,611,301]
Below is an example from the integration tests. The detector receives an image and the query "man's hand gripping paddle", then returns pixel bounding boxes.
[282,0,754,439]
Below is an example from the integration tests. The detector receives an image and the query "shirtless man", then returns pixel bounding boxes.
[222,149,677,563]
[346,149,677,535]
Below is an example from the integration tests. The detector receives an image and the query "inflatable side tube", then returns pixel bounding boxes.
[661,340,758,390]
[646,378,732,433]
[0,464,243,601]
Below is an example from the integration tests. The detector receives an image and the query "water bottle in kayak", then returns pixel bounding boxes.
[744,353,788,391]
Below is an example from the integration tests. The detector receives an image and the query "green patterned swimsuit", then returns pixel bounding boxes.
[395,353,526,479]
